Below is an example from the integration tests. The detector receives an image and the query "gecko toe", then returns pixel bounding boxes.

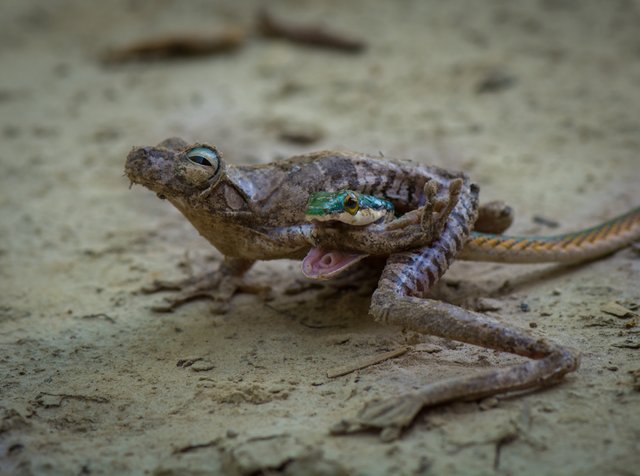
[139,271,271,314]
[356,392,425,431]
[329,393,424,441]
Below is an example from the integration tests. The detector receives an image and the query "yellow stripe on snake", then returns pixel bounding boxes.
[460,207,640,263]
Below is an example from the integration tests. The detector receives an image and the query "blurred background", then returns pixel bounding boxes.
[1,1,639,474]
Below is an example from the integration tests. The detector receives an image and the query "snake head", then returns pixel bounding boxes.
[305,190,395,226]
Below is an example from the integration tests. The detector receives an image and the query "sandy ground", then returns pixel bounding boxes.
[1,0,639,474]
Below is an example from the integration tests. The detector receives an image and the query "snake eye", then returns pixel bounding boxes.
[343,192,359,215]
[187,147,220,170]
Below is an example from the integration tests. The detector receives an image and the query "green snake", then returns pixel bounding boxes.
[303,190,640,278]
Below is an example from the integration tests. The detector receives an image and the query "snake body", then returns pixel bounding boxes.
[460,207,640,263]
[305,191,640,264]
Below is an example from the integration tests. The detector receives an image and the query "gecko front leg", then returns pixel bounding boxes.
[141,257,267,313]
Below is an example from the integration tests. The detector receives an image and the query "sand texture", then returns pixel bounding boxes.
[1,1,639,474]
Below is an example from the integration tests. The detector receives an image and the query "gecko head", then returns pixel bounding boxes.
[125,138,225,202]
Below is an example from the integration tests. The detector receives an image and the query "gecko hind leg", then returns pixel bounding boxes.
[140,257,268,313]
[335,290,579,441]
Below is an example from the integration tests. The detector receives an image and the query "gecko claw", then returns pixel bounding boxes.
[329,419,361,435]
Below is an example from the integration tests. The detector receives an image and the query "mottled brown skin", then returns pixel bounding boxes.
[125,138,579,440]
[125,138,475,260]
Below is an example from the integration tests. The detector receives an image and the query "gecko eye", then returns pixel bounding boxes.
[343,192,359,215]
[187,147,220,170]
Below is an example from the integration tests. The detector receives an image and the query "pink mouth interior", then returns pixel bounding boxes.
[302,248,367,280]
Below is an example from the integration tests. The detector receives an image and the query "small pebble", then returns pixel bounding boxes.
[190,359,216,372]
[532,215,560,228]
[475,297,503,312]
[478,397,499,410]
[601,301,635,318]
[475,70,516,94]
[274,120,324,145]
[325,334,351,345]
[520,302,530,312]
[414,343,442,354]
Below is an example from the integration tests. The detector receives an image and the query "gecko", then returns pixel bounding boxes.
[125,138,640,441]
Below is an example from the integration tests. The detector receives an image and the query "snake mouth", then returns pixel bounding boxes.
[301,247,367,280]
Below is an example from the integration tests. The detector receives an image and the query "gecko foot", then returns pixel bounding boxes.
[141,270,270,314]
[331,392,425,442]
